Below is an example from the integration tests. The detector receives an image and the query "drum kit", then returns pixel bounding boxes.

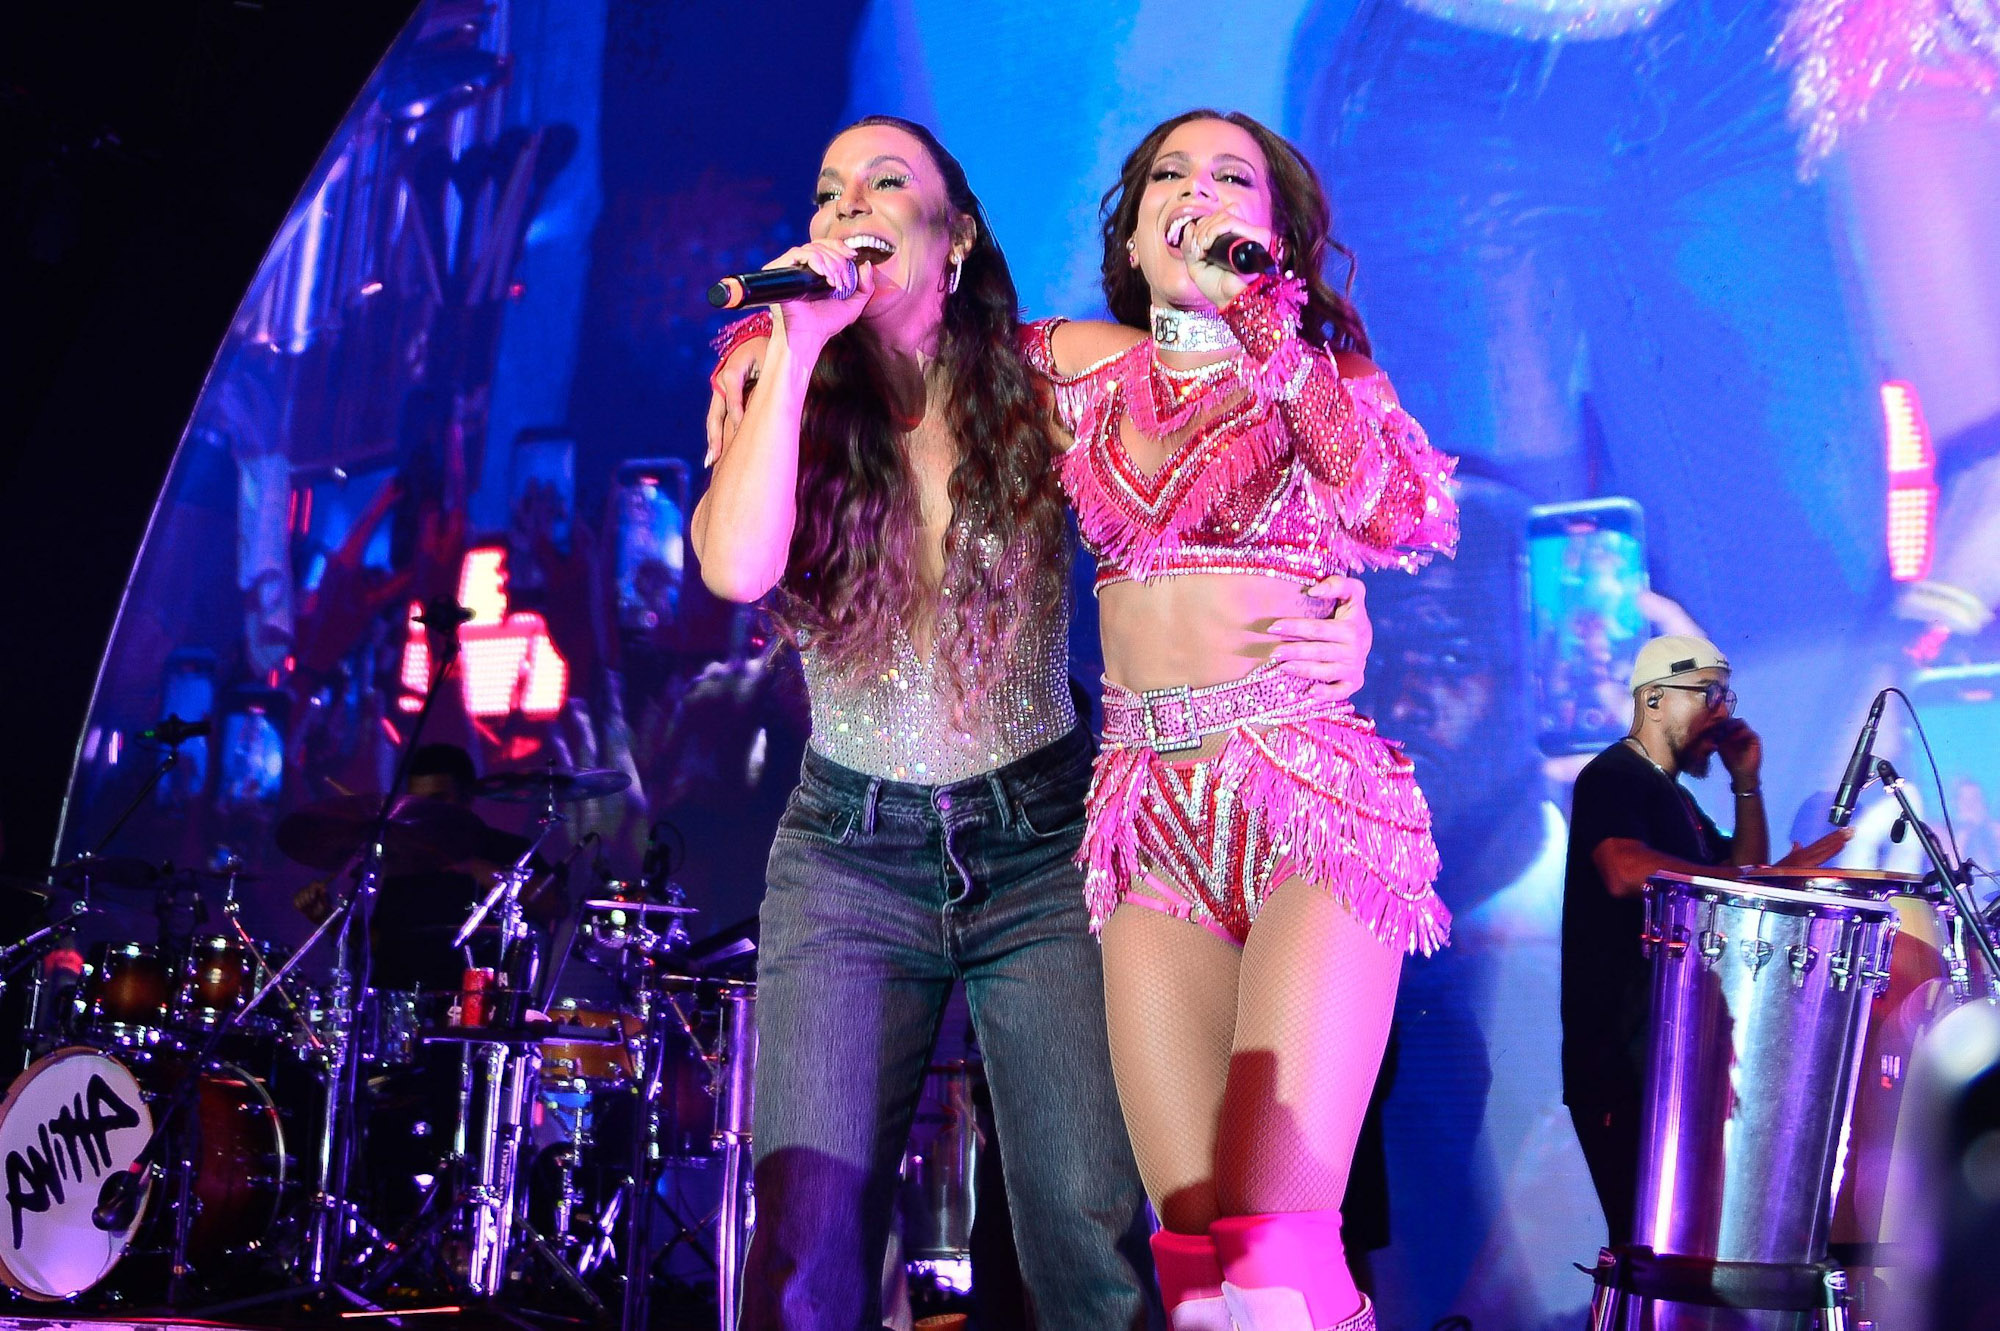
[0,761,760,1328]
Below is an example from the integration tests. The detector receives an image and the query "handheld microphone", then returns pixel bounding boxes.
[1204,234,1276,276]
[1829,690,1888,827]
[708,266,832,310]
[138,715,211,745]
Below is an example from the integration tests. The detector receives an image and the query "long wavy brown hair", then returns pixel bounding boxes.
[776,117,1067,704]
[1100,109,1371,355]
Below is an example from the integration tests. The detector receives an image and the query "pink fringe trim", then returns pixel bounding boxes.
[1080,707,1451,957]
[1058,389,1293,581]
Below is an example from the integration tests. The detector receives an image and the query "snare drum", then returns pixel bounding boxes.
[78,942,173,1046]
[540,999,640,1088]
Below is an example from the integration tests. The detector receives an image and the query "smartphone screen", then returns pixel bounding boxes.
[510,431,576,549]
[293,463,396,594]
[1527,498,1650,756]
[219,689,289,812]
[615,460,687,632]
[157,648,216,803]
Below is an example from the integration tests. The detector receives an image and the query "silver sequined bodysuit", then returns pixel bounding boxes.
[798,587,1077,785]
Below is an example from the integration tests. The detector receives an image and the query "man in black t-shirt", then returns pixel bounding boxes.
[1560,634,1849,1244]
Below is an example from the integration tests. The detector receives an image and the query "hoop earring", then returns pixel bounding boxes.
[948,256,963,295]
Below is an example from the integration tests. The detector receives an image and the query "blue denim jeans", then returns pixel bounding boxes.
[740,725,1153,1330]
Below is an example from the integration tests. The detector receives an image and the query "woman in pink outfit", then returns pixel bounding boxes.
[1017,109,1458,1331]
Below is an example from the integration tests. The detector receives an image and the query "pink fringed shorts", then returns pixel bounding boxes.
[1082,665,1450,954]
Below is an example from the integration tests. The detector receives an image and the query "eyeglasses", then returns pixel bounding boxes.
[1656,682,1737,711]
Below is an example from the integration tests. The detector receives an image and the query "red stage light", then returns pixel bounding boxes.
[1881,381,1937,582]
[399,548,569,721]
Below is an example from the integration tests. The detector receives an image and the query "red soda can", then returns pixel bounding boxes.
[460,967,496,1027]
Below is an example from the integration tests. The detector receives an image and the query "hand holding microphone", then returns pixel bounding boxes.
[1180,205,1279,307]
[709,239,879,318]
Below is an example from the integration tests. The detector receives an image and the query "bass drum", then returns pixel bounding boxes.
[0,1047,286,1299]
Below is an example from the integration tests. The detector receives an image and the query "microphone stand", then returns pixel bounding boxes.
[1876,758,2000,1001]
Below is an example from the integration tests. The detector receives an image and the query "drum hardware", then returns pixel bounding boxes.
[88,867,371,1309]
[0,899,89,1071]
[347,775,610,1321]
[612,968,758,1331]
[199,599,476,1323]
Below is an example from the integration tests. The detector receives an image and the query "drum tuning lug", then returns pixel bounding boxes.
[1788,943,1820,987]
[1665,924,1690,959]
[1742,937,1775,973]
[1698,930,1726,966]
[1830,949,1853,990]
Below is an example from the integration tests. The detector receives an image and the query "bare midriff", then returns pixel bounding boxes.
[1099,571,1325,692]
[1098,572,1327,761]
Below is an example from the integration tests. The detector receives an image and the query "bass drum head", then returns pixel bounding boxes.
[0,1047,154,1299]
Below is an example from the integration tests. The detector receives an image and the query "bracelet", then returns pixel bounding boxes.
[1733,786,1762,798]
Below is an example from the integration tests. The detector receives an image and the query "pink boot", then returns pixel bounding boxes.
[1151,1228,1232,1331]
[1211,1211,1374,1331]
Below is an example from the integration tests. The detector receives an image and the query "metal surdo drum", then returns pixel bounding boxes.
[1634,874,1897,1330]
[0,1048,287,1299]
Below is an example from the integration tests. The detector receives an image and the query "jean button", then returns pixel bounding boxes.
[936,793,952,812]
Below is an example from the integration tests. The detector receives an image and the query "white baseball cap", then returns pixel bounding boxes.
[1629,634,1730,693]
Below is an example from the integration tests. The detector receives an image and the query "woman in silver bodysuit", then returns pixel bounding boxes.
[693,115,1153,1330]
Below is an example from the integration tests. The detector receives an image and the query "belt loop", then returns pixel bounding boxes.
[988,773,1013,830]
[861,779,881,836]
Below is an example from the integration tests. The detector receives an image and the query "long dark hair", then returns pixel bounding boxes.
[1099,109,1370,355]
[778,116,1067,704]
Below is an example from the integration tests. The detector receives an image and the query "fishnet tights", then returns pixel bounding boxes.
[1101,875,1401,1238]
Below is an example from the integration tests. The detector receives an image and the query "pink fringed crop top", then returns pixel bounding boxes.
[1018,274,1458,590]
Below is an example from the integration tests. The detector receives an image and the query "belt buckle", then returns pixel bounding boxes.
[1140,685,1201,754]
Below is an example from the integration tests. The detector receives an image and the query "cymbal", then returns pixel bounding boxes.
[0,875,51,902]
[473,766,632,804]
[49,855,163,890]
[276,794,487,874]
[179,864,267,887]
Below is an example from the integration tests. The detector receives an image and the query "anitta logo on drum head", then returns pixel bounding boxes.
[4,1073,142,1248]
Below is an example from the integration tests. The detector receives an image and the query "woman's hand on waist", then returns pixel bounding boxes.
[1100,573,1368,695]
[1268,575,1371,703]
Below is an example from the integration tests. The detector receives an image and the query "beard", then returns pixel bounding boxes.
[1680,745,1714,779]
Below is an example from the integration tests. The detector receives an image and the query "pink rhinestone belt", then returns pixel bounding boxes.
[1100,668,1321,754]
